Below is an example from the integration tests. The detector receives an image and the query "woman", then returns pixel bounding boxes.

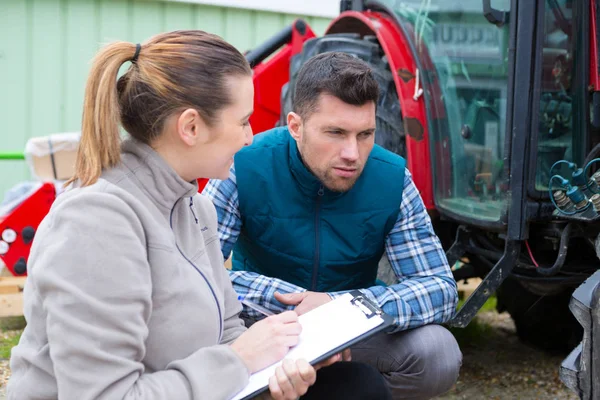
[8,31,392,400]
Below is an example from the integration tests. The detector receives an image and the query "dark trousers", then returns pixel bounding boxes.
[243,317,392,400]
[243,316,461,400]
[302,361,392,400]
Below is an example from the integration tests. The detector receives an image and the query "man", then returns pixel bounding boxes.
[203,52,461,399]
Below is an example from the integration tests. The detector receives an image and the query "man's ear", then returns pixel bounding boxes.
[287,112,303,141]
[176,108,207,146]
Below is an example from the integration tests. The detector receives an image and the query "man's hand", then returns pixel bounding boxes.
[274,291,332,315]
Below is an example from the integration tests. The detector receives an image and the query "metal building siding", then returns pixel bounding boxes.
[0,0,330,195]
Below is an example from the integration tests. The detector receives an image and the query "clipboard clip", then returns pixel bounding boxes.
[350,294,382,319]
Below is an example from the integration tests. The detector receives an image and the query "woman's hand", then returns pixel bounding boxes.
[267,351,348,399]
[268,359,316,400]
[313,349,348,371]
[230,311,301,373]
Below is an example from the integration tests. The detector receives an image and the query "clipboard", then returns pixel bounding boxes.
[230,291,394,400]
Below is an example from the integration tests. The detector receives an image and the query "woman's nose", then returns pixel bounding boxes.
[245,125,254,146]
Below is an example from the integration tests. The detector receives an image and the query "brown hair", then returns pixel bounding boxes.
[69,30,251,186]
[292,52,379,120]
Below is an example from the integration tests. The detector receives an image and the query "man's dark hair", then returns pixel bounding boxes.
[292,52,379,119]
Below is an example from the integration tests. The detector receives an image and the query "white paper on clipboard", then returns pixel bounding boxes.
[230,292,386,400]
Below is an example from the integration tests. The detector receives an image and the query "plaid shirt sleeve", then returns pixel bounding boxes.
[202,166,307,319]
[203,167,458,326]
[328,169,458,332]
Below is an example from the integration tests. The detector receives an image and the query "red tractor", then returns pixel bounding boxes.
[1,0,599,397]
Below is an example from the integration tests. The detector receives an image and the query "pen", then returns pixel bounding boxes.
[237,295,275,316]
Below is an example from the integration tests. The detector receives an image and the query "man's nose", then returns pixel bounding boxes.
[340,137,359,162]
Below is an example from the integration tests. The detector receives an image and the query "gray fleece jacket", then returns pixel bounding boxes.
[8,139,250,400]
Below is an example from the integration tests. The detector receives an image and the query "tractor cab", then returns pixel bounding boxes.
[381,0,513,224]
[366,0,584,228]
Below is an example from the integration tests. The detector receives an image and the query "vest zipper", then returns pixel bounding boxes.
[170,198,223,342]
[311,185,324,291]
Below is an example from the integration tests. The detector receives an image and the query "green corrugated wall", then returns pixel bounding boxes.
[0,0,331,197]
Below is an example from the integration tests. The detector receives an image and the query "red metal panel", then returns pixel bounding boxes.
[0,183,56,276]
[249,22,316,134]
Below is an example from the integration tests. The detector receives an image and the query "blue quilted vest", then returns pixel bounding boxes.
[233,127,406,292]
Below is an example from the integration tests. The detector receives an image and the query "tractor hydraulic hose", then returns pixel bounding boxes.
[511,270,588,284]
[537,223,573,276]
[583,158,600,194]
[549,161,576,181]
[468,236,537,270]
[584,142,600,165]
[475,251,587,284]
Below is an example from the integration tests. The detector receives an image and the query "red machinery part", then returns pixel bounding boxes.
[249,21,316,135]
[0,182,56,276]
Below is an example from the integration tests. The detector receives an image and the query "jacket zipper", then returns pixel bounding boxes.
[170,197,223,342]
[189,197,199,224]
[311,185,324,291]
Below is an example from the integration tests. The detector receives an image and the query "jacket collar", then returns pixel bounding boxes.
[120,139,199,210]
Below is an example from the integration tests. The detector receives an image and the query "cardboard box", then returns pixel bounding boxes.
[25,133,80,181]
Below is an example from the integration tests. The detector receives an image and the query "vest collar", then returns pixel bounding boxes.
[121,139,199,210]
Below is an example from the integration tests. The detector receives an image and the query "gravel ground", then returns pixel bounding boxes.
[0,328,19,399]
[0,312,580,399]
[0,360,7,398]
[438,311,578,400]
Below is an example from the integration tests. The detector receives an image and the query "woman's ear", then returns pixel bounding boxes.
[287,112,303,141]
[177,108,208,146]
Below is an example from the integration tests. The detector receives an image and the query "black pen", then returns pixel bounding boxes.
[237,295,275,316]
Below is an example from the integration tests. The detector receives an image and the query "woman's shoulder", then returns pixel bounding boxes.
[56,178,135,208]
[28,179,150,281]
[50,178,145,230]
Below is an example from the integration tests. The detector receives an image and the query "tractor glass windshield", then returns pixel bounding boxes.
[535,0,578,191]
[384,0,511,222]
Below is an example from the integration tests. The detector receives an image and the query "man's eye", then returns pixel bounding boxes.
[328,130,342,135]
[360,131,374,138]
[242,121,250,127]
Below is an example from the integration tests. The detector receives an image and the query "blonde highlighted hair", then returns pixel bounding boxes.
[68,30,251,186]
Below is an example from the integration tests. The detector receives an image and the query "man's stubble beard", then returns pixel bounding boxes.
[303,151,361,193]
[299,132,361,193]
[320,168,360,193]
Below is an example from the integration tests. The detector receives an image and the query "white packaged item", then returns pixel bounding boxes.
[25,132,80,182]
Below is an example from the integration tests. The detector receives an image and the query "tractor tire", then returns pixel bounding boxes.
[280,33,405,157]
[496,277,583,353]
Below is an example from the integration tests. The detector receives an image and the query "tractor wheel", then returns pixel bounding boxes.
[280,33,405,157]
[496,277,583,353]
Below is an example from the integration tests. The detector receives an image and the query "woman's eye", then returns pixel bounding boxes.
[242,121,250,127]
